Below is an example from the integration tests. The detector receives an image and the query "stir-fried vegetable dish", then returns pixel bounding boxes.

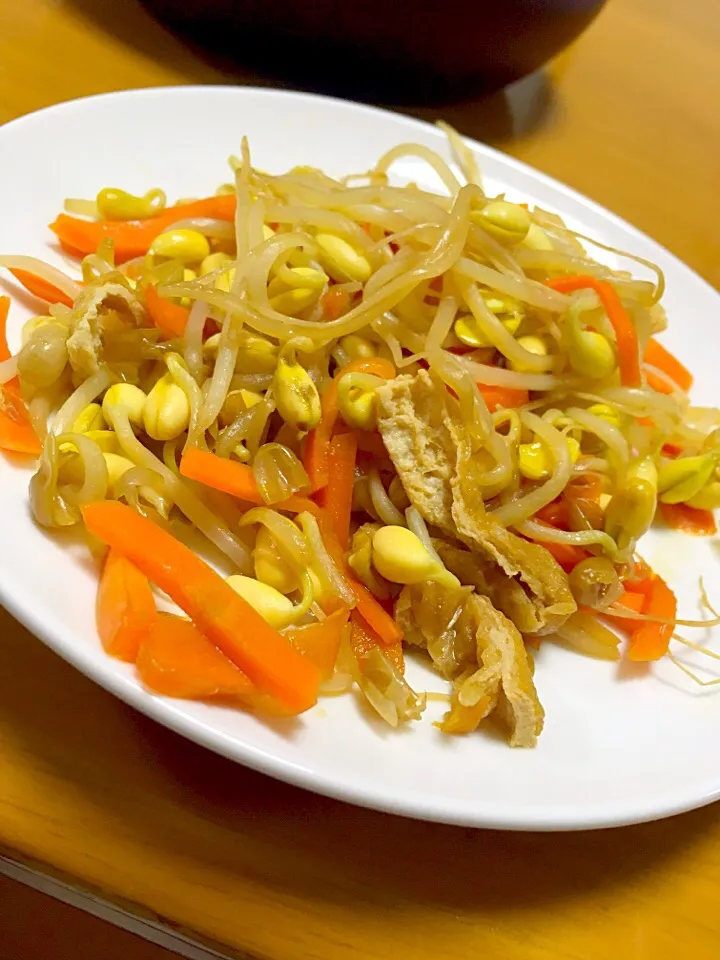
[1,128,717,745]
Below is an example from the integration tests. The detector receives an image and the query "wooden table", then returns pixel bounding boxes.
[1,1,720,957]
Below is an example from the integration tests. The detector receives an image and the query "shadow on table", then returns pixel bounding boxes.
[2,613,718,923]
[66,0,556,145]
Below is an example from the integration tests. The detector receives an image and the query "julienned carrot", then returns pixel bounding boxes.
[353,430,389,459]
[96,549,156,662]
[81,501,320,712]
[320,287,351,320]
[564,473,603,503]
[49,196,237,262]
[136,613,255,700]
[321,432,357,549]
[304,357,396,491]
[532,519,589,570]
[645,370,678,396]
[548,275,641,387]
[616,590,646,613]
[0,297,11,363]
[9,268,74,308]
[644,338,693,393]
[350,612,405,674]
[628,573,677,662]
[535,499,571,527]
[479,385,529,413]
[659,501,717,537]
[145,283,190,338]
[538,539,589,571]
[0,387,42,454]
[600,589,645,628]
[180,447,263,504]
[285,607,350,678]
[313,508,403,645]
[0,298,20,398]
[273,496,403,646]
[661,442,684,458]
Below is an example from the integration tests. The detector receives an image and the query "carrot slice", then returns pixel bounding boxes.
[259,494,403,646]
[534,500,571,527]
[179,447,263,504]
[659,502,717,536]
[81,501,320,712]
[285,607,350,678]
[96,549,157,662]
[644,338,692,393]
[548,275,641,387]
[537,539,589,571]
[313,508,402,645]
[479,385,529,412]
[0,386,42,454]
[645,370,676,395]
[145,283,190,338]
[616,590,646,614]
[304,357,396,491]
[9,268,74,308]
[350,611,404,674]
[600,590,646,630]
[0,298,20,398]
[628,574,677,662]
[49,196,237,263]
[353,430,389,459]
[0,296,12,364]
[320,287,351,320]
[136,612,255,700]
[321,432,357,549]
[564,473,603,503]
[532,519,589,570]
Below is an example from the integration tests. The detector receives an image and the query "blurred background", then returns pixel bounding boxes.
[139,0,606,103]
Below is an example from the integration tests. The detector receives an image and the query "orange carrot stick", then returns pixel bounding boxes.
[548,275,641,387]
[304,357,396,491]
[538,539,589,571]
[479,385,529,413]
[600,589,646,629]
[0,387,42,454]
[659,502,717,536]
[0,297,20,398]
[145,283,190,338]
[313,508,402,645]
[320,287,351,320]
[350,611,404,674]
[322,432,357,549]
[81,501,321,712]
[0,296,12,363]
[179,447,264,504]
[564,473,603,503]
[284,607,350,678]
[136,613,255,700]
[352,430,389,459]
[532,519,589,570]
[645,370,677,395]
[644,338,693,393]
[259,494,403,646]
[49,196,237,263]
[616,590,647,614]
[628,574,677,662]
[96,548,157,662]
[9,268,74,308]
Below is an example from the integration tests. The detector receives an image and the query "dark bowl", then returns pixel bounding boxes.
[143,0,607,103]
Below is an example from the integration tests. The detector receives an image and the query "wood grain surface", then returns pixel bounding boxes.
[1,1,720,958]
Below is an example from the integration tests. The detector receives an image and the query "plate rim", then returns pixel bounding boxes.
[1,84,719,831]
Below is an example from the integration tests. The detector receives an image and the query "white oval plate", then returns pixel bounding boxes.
[1,87,719,831]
